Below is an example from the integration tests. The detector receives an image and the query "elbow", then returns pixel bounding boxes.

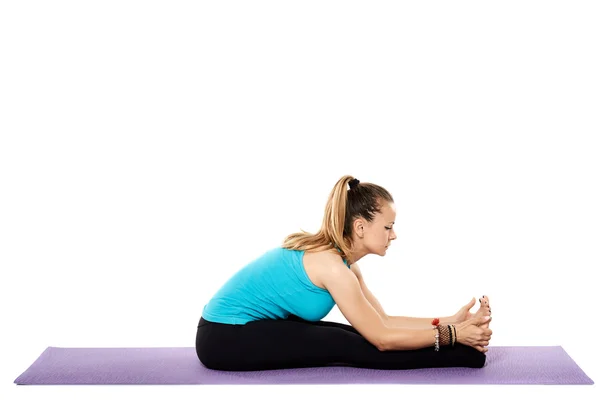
[373,315,391,351]
[375,340,388,352]
[373,326,391,352]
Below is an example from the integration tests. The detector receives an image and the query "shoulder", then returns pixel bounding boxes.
[348,262,363,280]
[315,250,359,283]
[316,248,351,268]
[303,248,356,281]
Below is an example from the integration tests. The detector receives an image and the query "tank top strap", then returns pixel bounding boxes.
[334,245,351,268]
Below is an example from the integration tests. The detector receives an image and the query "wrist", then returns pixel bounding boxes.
[430,318,457,350]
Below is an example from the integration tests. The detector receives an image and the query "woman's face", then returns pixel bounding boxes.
[362,201,397,256]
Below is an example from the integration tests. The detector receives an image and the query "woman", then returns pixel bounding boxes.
[196,175,493,371]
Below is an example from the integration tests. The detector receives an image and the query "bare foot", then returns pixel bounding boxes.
[478,295,491,329]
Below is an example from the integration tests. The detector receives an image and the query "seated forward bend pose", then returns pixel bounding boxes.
[196,175,493,371]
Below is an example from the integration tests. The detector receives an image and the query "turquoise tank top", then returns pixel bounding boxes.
[201,246,351,324]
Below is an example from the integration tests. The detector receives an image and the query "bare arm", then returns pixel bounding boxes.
[385,315,457,329]
[350,263,456,329]
[349,264,389,320]
[322,260,437,351]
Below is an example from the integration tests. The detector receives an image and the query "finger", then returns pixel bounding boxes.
[475,345,488,353]
[479,317,492,329]
[477,338,490,347]
[477,315,491,325]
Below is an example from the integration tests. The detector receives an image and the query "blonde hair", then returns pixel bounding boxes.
[281,175,394,265]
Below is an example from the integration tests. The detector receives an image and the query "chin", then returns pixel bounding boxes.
[370,246,389,256]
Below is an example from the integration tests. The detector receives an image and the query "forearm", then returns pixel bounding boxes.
[384,315,456,329]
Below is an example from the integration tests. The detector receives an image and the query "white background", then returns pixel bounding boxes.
[1,1,598,401]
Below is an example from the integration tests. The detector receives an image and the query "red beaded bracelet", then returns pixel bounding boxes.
[431,318,440,351]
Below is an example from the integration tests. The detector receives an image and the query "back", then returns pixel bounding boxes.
[201,247,349,324]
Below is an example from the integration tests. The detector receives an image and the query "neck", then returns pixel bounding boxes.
[347,246,369,265]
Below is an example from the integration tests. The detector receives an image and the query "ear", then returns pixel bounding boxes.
[353,218,365,239]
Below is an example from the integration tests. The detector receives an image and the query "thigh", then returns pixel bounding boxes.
[197,317,371,371]
[286,314,360,335]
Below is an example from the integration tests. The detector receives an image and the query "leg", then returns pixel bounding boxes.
[196,317,485,371]
[285,314,360,335]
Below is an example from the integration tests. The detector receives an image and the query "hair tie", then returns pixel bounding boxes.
[349,178,360,190]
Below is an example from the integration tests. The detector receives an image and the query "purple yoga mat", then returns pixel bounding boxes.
[14,345,593,385]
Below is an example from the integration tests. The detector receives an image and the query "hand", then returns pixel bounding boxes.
[455,315,493,353]
[452,295,492,326]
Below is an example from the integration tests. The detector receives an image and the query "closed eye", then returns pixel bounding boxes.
[385,226,392,230]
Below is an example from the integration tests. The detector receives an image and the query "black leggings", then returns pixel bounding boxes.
[195,315,486,371]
